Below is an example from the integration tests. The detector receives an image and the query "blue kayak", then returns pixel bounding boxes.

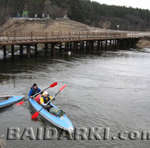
[29,97,74,133]
[0,96,24,109]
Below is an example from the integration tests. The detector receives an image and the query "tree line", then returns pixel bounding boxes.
[0,0,150,31]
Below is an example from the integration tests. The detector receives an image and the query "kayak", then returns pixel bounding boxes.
[29,97,74,133]
[0,96,24,109]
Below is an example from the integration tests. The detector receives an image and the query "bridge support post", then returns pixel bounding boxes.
[109,40,111,50]
[113,40,116,49]
[89,41,93,53]
[73,42,77,53]
[97,41,100,51]
[44,44,48,56]
[114,40,117,49]
[19,45,23,57]
[72,42,74,51]
[68,42,71,51]
[80,41,84,53]
[105,40,108,51]
[72,42,75,52]
[92,41,94,53]
[74,42,78,53]
[34,44,38,56]
[83,41,86,53]
[3,46,7,59]
[117,40,119,49]
[100,41,103,51]
[51,43,55,56]
[59,42,62,54]
[65,42,68,52]
[76,42,79,53]
[86,41,90,53]
[11,45,14,58]
[27,45,31,57]
[84,41,86,52]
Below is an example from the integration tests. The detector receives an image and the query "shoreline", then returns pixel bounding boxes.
[136,37,150,49]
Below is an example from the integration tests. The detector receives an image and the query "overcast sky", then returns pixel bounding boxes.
[93,0,150,10]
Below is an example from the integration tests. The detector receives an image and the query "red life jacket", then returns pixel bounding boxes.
[34,94,41,104]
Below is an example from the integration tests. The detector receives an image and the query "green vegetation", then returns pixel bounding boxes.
[0,0,150,30]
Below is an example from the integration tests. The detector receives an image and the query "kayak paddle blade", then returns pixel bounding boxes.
[31,112,39,120]
[60,84,67,91]
[16,101,24,106]
[49,82,58,88]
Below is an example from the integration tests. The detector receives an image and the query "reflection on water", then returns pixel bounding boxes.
[0,49,150,148]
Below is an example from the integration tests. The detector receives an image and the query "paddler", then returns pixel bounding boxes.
[28,83,41,98]
[40,91,54,111]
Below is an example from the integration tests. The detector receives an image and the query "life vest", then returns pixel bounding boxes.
[35,94,41,104]
[40,96,51,105]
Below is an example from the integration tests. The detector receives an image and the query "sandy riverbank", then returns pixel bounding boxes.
[136,37,150,48]
[0,17,124,35]
[0,18,99,34]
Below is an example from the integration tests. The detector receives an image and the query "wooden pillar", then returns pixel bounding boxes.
[74,42,78,53]
[64,42,66,52]
[68,42,71,51]
[112,40,115,49]
[65,42,68,52]
[91,41,94,51]
[27,45,31,57]
[116,40,119,49]
[80,41,84,53]
[3,46,7,59]
[84,41,86,51]
[11,45,14,58]
[116,40,118,49]
[89,41,93,53]
[105,40,108,51]
[78,42,81,51]
[73,42,77,53]
[83,41,86,53]
[76,42,79,52]
[59,42,62,54]
[19,45,23,57]
[114,40,116,49]
[34,44,38,56]
[86,41,90,53]
[71,42,73,51]
[100,41,103,51]
[71,42,74,52]
[44,43,48,56]
[97,41,100,51]
[110,40,112,50]
[51,43,55,56]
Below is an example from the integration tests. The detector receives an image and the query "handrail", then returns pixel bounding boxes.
[0,31,139,44]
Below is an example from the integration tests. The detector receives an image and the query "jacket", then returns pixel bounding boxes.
[28,87,41,97]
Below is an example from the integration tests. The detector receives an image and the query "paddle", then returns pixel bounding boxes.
[31,84,67,120]
[16,82,58,106]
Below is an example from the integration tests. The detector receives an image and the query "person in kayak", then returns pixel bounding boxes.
[28,83,41,98]
[40,91,53,111]
[40,91,65,116]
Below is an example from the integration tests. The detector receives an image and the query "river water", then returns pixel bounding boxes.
[0,49,150,148]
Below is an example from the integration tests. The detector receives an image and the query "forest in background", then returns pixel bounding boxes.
[0,0,150,31]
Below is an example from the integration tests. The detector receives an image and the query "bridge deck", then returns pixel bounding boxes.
[0,31,139,46]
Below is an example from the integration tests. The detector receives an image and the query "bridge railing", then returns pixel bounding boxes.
[0,31,129,43]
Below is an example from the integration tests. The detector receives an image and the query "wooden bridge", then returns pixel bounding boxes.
[0,31,141,59]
